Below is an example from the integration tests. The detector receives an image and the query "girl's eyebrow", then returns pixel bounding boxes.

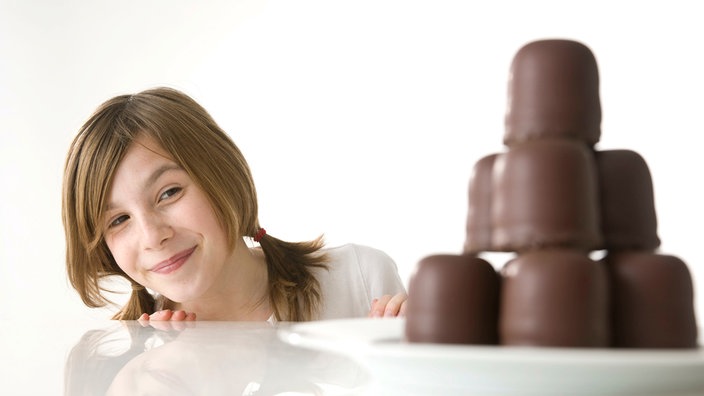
[144,164,182,189]
[106,164,182,211]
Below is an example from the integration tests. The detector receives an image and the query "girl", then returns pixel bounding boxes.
[63,87,407,322]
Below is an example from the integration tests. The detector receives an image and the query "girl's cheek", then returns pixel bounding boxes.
[105,234,129,266]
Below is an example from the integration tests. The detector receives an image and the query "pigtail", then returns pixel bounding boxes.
[112,284,156,320]
[257,232,329,322]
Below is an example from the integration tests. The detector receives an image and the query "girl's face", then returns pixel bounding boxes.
[103,136,232,303]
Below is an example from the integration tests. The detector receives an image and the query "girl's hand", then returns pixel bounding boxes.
[368,292,407,318]
[138,309,196,331]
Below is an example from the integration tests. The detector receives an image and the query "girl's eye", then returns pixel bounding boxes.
[109,215,129,228]
[159,187,182,202]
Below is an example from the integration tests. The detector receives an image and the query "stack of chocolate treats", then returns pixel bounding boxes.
[405,39,698,349]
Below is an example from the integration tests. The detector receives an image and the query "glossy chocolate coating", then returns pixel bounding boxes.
[603,252,698,348]
[499,248,610,347]
[464,153,499,254]
[596,150,660,250]
[405,254,500,344]
[504,39,601,146]
[492,139,602,251]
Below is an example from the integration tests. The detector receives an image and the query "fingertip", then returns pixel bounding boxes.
[151,309,173,321]
[399,302,407,317]
[171,310,187,321]
[137,313,150,326]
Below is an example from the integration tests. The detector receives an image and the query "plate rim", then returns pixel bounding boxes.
[279,317,704,366]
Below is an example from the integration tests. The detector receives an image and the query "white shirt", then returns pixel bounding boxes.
[313,243,407,320]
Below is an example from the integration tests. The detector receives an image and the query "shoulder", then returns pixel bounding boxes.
[323,243,396,266]
[322,243,399,276]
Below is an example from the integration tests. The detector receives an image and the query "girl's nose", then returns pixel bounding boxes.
[139,213,173,250]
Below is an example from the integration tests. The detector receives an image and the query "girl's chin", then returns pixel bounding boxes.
[157,291,197,306]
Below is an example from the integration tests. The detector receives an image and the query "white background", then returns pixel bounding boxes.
[1,0,702,329]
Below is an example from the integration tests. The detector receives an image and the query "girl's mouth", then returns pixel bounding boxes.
[150,246,196,274]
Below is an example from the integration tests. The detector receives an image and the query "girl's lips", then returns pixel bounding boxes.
[151,247,196,274]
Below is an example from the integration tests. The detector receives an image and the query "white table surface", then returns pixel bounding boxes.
[2,317,702,396]
[0,318,369,396]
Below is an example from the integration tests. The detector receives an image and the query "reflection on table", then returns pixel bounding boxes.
[64,321,369,396]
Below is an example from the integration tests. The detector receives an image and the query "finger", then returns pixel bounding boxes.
[398,300,407,317]
[383,293,407,317]
[368,298,379,318]
[137,313,151,326]
[370,295,392,318]
[147,312,179,331]
[150,309,174,321]
[139,310,197,331]
[170,310,187,321]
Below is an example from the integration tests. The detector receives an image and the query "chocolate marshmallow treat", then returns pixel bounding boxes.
[603,251,698,348]
[405,254,500,344]
[492,139,602,252]
[464,153,500,254]
[504,39,601,146]
[596,150,661,250]
[499,248,610,347]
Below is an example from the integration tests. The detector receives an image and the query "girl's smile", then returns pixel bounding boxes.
[150,246,197,275]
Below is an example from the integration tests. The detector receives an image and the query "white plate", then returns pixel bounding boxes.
[279,318,704,396]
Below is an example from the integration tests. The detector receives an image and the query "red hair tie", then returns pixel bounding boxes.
[254,228,267,243]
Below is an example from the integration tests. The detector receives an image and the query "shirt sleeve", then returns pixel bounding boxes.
[352,244,407,301]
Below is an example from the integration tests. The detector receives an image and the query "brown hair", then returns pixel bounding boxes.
[63,87,328,321]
